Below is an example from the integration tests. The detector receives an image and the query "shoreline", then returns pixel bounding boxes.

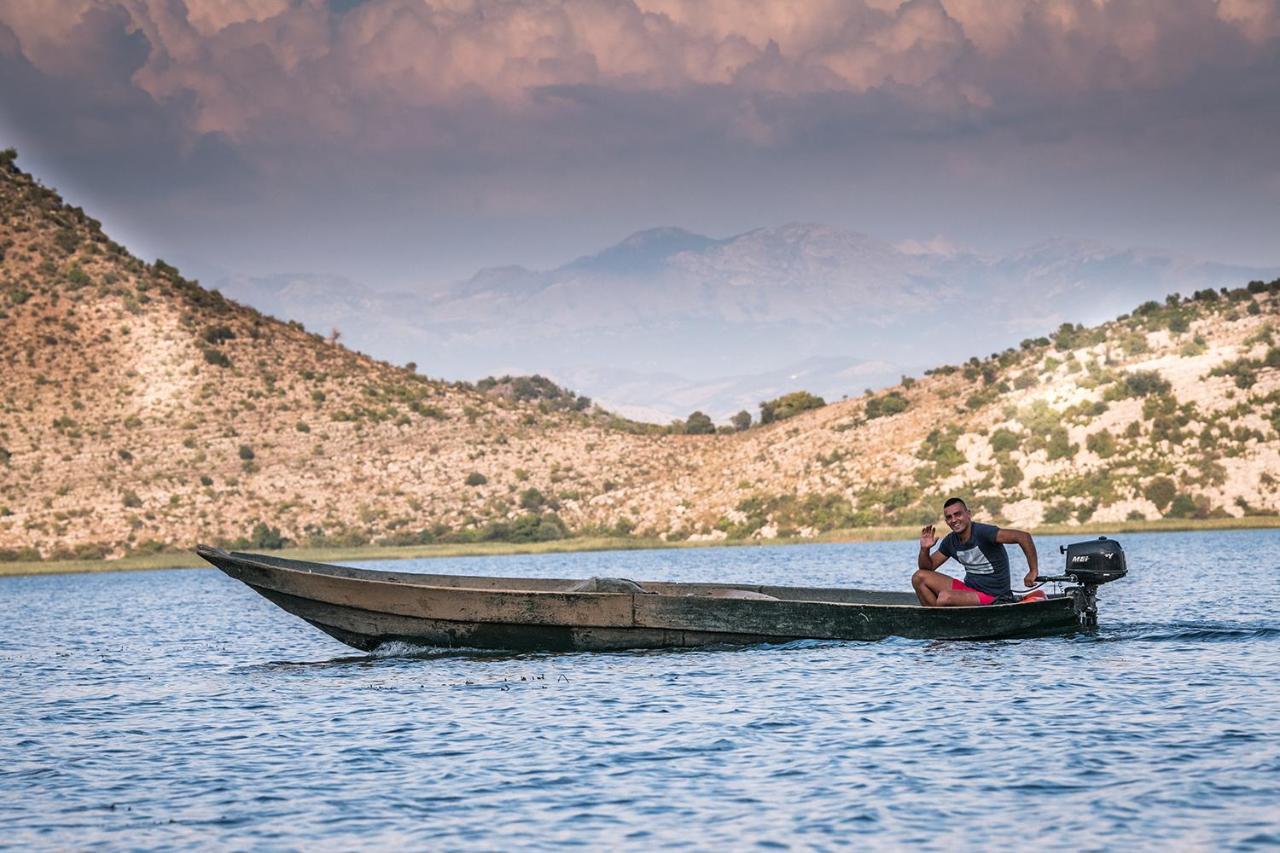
[2,515,1276,578]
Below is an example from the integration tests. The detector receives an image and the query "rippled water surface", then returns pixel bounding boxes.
[3,530,1279,850]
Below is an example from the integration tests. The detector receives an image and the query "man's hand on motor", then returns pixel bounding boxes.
[919,525,936,550]
[1024,569,1038,586]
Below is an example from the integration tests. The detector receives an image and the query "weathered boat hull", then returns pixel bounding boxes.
[196,546,1081,652]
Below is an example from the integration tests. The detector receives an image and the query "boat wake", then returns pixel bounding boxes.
[1096,621,1280,644]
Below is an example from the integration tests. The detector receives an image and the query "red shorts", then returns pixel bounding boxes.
[951,578,996,605]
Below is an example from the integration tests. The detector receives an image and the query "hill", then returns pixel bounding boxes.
[1,151,1278,560]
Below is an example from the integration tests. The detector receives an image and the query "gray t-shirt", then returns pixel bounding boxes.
[938,522,1011,599]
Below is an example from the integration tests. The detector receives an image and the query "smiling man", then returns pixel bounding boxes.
[913,497,1039,607]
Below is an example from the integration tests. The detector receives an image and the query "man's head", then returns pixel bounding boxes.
[943,497,972,536]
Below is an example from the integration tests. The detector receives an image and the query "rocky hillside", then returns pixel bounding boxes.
[2,153,1278,559]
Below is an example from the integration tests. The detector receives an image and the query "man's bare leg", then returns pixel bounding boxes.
[912,570,948,605]
[936,587,982,607]
[912,571,981,607]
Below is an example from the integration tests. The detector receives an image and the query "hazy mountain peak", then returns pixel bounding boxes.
[564,226,725,275]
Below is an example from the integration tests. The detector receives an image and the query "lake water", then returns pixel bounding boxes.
[2,530,1278,850]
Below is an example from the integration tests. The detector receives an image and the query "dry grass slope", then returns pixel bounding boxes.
[2,151,1278,560]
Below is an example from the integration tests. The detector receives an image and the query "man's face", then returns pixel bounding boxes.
[944,502,971,535]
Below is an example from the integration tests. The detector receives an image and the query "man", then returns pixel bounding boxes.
[913,497,1038,606]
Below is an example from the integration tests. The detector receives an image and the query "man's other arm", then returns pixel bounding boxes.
[995,527,1039,585]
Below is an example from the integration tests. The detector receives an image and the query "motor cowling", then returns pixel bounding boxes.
[1059,536,1127,585]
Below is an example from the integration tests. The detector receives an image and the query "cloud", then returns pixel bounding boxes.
[3,0,1275,149]
[3,0,1279,283]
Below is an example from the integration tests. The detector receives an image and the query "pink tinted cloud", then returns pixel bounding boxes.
[1,0,1276,143]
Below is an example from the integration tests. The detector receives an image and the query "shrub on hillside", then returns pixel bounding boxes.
[731,410,752,431]
[202,324,235,345]
[479,512,568,543]
[1042,502,1073,524]
[1086,429,1116,458]
[1143,477,1177,512]
[684,411,715,434]
[250,522,287,549]
[465,472,488,487]
[1166,493,1210,519]
[1044,427,1076,461]
[917,427,965,468]
[475,374,590,412]
[759,391,826,424]
[864,391,908,420]
[1106,370,1171,400]
[202,347,231,368]
[989,429,1021,454]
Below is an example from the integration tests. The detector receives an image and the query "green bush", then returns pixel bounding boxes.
[66,264,91,289]
[1143,477,1177,512]
[917,427,965,468]
[964,389,996,412]
[1042,502,1072,524]
[865,392,909,420]
[1044,427,1075,461]
[202,347,231,368]
[250,522,287,549]
[760,391,826,424]
[465,472,488,487]
[1121,370,1171,398]
[684,411,715,434]
[202,324,235,344]
[989,429,1021,454]
[238,444,255,460]
[1086,429,1116,458]
[1166,494,1198,519]
[519,488,546,510]
[475,375,590,412]
[731,410,752,431]
[479,513,568,543]
[122,490,142,508]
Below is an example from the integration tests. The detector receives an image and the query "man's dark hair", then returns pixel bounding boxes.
[943,497,968,511]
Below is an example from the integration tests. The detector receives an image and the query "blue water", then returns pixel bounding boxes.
[2,530,1278,850]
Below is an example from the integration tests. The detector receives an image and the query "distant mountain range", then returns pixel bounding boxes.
[218,225,1278,420]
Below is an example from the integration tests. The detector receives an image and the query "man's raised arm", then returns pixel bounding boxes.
[918,525,948,572]
[996,527,1039,586]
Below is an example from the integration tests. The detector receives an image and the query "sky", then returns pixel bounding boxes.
[2,0,1280,290]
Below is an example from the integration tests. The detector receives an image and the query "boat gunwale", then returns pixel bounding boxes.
[196,545,1069,612]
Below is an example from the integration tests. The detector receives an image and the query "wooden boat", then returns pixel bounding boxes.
[195,545,1112,652]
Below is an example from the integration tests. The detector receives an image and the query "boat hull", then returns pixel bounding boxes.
[197,546,1081,652]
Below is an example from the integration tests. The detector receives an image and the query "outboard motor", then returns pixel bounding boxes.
[1038,536,1127,628]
